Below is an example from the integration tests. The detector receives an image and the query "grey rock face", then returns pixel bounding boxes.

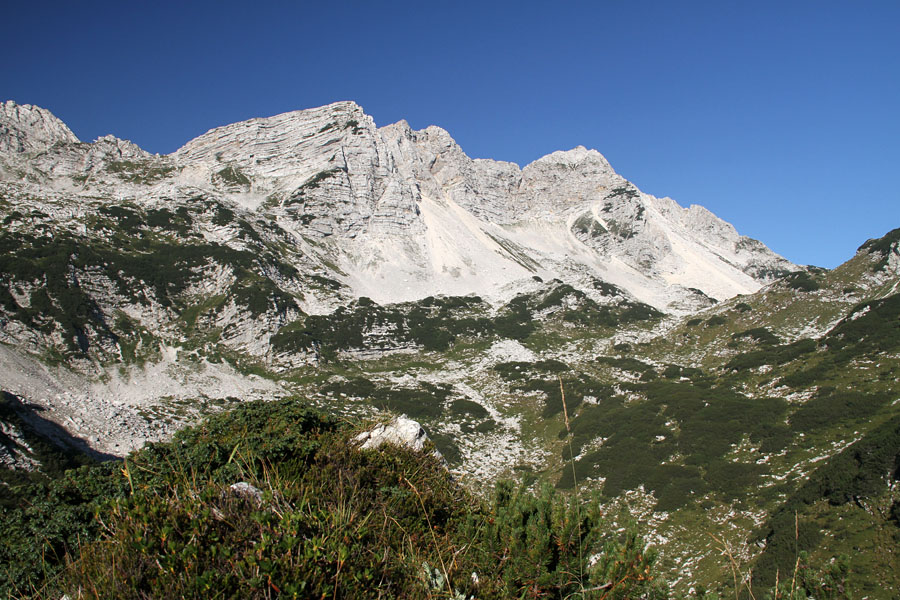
[0,99,795,315]
[1,101,79,154]
[0,101,160,186]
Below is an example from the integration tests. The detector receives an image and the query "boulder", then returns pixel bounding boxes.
[354,417,446,465]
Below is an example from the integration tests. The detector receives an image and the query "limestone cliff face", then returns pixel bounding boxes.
[0,99,795,313]
[0,101,79,154]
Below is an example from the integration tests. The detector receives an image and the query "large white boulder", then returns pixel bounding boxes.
[354,416,446,465]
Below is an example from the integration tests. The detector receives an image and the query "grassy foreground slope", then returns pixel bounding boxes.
[1,398,664,599]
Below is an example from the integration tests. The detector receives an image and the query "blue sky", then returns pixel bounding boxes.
[5,1,899,267]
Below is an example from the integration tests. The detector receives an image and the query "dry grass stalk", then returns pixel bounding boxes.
[559,376,586,597]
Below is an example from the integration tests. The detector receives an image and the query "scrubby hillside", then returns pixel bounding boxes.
[1,399,665,599]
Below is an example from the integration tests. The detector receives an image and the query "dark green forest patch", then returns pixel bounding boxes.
[725,338,817,372]
[272,295,493,360]
[558,380,790,510]
[752,414,900,590]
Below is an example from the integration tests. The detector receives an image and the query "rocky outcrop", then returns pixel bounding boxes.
[0,418,39,472]
[0,101,161,185]
[355,416,432,452]
[1,101,79,154]
[354,416,446,465]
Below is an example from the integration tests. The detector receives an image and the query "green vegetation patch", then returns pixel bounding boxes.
[527,284,662,330]
[0,231,115,352]
[449,398,490,419]
[573,212,608,239]
[789,387,892,433]
[730,327,780,346]
[215,165,251,187]
[99,204,144,233]
[607,185,639,200]
[592,278,625,296]
[596,356,658,379]
[559,380,791,510]
[782,270,822,292]
[661,364,705,381]
[145,206,193,235]
[705,315,727,327]
[825,293,900,357]
[344,119,363,134]
[494,359,568,381]
[530,374,612,419]
[0,211,300,354]
[752,413,900,590]
[491,294,536,340]
[497,366,612,419]
[781,294,900,387]
[272,295,491,360]
[0,399,664,599]
[230,273,298,318]
[320,377,453,423]
[114,312,160,365]
[302,168,342,190]
[308,273,343,290]
[211,204,235,226]
[105,160,175,184]
[725,338,817,372]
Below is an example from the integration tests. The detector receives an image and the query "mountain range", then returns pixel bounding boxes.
[1,100,898,597]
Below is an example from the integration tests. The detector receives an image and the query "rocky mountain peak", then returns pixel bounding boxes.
[418,124,457,146]
[528,145,611,169]
[383,119,412,135]
[173,101,371,165]
[90,134,151,158]
[523,147,616,183]
[0,99,797,313]
[0,100,80,154]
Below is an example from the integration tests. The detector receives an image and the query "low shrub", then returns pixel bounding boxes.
[726,338,817,372]
[730,327,780,346]
[559,381,790,508]
[782,271,821,292]
[789,389,892,433]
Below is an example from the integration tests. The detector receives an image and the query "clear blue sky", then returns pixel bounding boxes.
[5,1,899,268]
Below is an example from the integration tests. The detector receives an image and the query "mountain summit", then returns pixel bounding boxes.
[0,100,794,312]
[1,101,79,153]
